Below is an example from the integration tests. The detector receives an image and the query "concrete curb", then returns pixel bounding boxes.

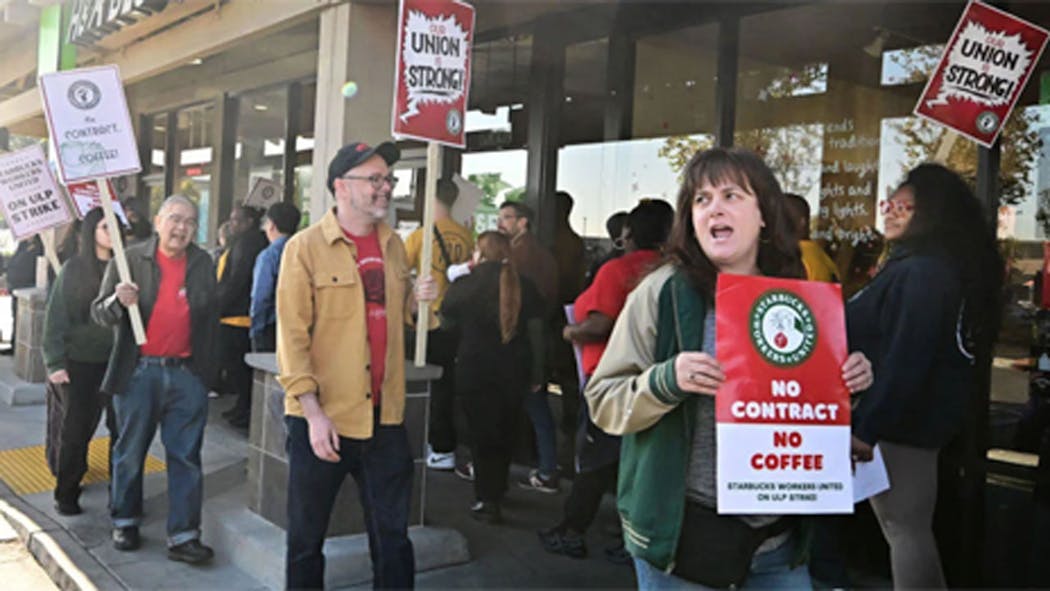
[0,488,125,591]
[0,357,45,406]
[203,482,471,589]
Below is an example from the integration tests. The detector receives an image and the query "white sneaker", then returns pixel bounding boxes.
[426,451,455,470]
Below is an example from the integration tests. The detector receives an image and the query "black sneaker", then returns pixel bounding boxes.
[538,526,587,559]
[112,526,141,551]
[604,541,631,565]
[518,469,559,494]
[168,539,215,564]
[54,499,82,516]
[469,500,502,524]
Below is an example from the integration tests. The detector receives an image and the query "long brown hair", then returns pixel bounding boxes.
[667,147,803,296]
[476,231,521,344]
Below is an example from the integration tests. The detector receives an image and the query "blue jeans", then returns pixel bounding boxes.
[110,361,208,547]
[285,415,415,589]
[523,389,557,476]
[633,535,812,590]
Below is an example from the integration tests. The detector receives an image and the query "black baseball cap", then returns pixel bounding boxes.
[326,141,400,193]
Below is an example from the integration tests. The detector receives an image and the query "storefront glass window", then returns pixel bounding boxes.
[144,113,167,210]
[736,2,968,298]
[234,85,289,215]
[174,103,214,244]
[293,82,316,226]
[460,35,532,233]
[557,24,718,239]
[461,149,527,234]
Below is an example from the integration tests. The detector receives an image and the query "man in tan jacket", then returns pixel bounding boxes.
[277,140,434,589]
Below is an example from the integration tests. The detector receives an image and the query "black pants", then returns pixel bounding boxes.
[560,463,617,533]
[285,415,415,590]
[427,329,459,453]
[463,385,523,503]
[220,324,253,416]
[251,323,276,353]
[407,328,458,454]
[46,360,115,504]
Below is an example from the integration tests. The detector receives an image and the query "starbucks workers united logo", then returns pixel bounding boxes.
[750,290,817,367]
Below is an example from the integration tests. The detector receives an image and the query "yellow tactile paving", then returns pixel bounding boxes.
[0,437,165,495]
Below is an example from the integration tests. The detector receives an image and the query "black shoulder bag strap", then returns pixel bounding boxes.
[433,225,453,269]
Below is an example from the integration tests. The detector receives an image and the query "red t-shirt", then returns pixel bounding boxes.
[344,229,387,407]
[574,249,661,376]
[141,249,192,358]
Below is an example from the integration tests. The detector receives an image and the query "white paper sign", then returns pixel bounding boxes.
[244,177,282,210]
[0,145,76,241]
[852,444,891,503]
[39,65,142,184]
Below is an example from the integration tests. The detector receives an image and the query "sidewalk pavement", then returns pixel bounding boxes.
[0,394,635,590]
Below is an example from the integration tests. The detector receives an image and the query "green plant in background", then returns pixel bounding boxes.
[467,173,510,208]
[504,186,525,202]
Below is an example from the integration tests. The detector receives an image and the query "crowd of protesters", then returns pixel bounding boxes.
[26,137,1002,591]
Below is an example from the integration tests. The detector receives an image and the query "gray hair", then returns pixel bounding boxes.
[158,193,199,219]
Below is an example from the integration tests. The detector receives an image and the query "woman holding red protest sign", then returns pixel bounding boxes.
[585,147,873,590]
[847,163,1002,589]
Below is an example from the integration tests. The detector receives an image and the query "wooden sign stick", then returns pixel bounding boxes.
[933,130,959,164]
[96,178,147,345]
[414,142,441,367]
[39,228,61,274]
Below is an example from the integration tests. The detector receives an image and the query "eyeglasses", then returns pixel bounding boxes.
[879,199,915,215]
[165,213,199,228]
[342,173,398,190]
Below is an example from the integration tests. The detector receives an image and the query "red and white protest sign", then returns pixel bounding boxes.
[915,1,1048,148]
[0,144,76,241]
[392,0,475,148]
[66,179,129,225]
[715,275,852,514]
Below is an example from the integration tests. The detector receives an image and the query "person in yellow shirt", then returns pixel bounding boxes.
[404,178,474,470]
[784,193,840,283]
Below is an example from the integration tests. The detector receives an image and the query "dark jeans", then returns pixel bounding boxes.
[285,415,415,590]
[220,324,253,416]
[463,386,523,503]
[251,323,276,353]
[47,360,115,504]
[808,515,852,587]
[111,361,207,546]
[560,463,617,534]
[523,389,557,476]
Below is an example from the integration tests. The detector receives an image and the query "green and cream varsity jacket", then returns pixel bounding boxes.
[586,264,812,573]
[584,264,706,571]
